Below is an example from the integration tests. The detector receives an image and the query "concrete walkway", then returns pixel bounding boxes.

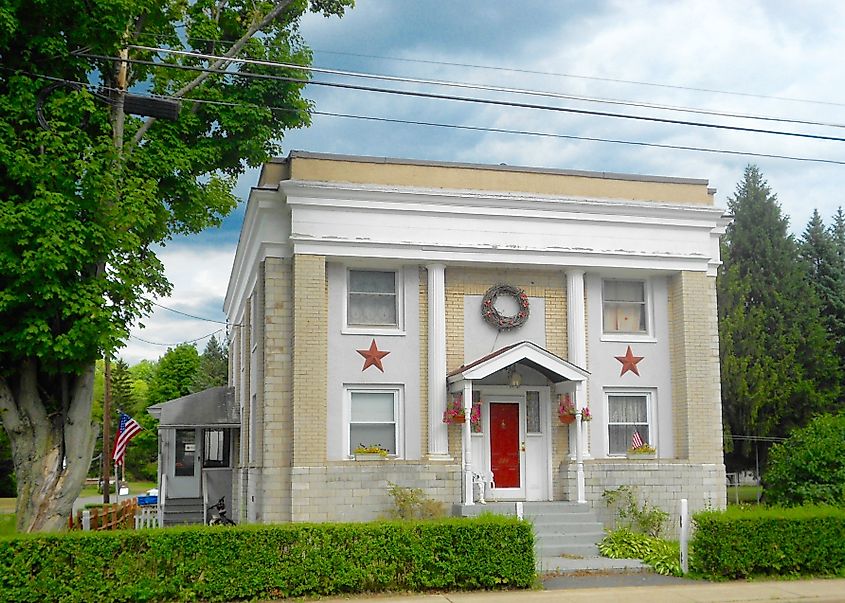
[310,579,845,603]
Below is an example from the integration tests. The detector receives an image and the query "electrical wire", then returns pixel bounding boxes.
[129,328,226,347]
[79,52,845,144]
[126,45,845,131]
[149,300,232,325]
[8,67,845,167]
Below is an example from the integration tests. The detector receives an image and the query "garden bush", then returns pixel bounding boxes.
[763,412,845,506]
[691,505,845,578]
[0,516,534,602]
[598,528,681,576]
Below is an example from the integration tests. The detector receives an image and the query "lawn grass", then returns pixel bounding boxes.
[79,480,156,499]
[727,484,762,505]
[0,514,15,536]
[0,498,14,514]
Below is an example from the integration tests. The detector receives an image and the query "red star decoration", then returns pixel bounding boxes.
[615,345,644,377]
[357,339,390,372]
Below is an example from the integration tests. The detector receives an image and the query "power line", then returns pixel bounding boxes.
[149,300,232,325]
[126,45,845,131]
[130,327,225,347]
[10,69,845,167]
[129,33,845,110]
[81,51,845,144]
[311,48,845,110]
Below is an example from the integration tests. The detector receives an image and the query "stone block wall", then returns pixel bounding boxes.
[289,462,461,522]
[561,459,726,537]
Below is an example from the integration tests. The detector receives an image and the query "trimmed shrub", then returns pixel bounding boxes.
[692,505,845,578]
[0,516,534,602]
[763,413,845,506]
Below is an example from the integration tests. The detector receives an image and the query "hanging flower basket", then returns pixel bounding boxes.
[558,394,591,424]
[443,394,481,425]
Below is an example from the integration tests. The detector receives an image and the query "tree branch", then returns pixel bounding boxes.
[129,0,295,148]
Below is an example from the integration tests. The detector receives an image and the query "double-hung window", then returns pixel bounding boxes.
[348,389,399,456]
[348,270,398,327]
[602,280,647,334]
[607,393,650,455]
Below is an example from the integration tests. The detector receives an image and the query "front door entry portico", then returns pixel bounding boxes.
[490,402,520,488]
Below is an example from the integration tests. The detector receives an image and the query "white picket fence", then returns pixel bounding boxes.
[135,506,160,529]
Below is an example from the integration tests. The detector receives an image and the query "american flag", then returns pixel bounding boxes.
[631,430,645,449]
[112,412,143,465]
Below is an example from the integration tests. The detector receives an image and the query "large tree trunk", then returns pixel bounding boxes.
[0,359,97,532]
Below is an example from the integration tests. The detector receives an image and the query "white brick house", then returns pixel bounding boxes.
[223,151,729,525]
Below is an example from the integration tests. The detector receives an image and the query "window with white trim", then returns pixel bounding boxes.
[607,393,650,455]
[348,389,400,456]
[348,270,398,327]
[602,280,647,334]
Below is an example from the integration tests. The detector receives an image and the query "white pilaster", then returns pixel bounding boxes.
[427,263,450,459]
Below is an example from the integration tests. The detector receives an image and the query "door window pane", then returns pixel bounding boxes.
[526,391,541,434]
[175,429,196,476]
[348,270,397,326]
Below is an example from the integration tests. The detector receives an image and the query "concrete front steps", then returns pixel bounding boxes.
[162,496,204,526]
[455,501,644,573]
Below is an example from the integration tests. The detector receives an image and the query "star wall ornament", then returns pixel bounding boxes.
[357,339,390,372]
[615,345,644,377]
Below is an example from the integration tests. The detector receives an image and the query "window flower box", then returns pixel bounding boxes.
[353,444,388,460]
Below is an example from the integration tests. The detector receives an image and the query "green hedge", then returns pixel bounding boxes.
[692,505,845,578]
[0,516,534,602]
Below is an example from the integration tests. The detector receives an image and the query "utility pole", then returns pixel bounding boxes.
[102,356,112,504]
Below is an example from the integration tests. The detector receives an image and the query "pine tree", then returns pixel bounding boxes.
[800,210,845,368]
[192,335,229,392]
[718,166,841,468]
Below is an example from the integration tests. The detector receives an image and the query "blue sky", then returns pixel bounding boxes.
[123,0,845,363]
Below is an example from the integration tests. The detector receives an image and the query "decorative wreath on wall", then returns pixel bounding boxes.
[481,284,530,330]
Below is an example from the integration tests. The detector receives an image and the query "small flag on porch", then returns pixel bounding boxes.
[112,412,143,465]
[631,430,644,449]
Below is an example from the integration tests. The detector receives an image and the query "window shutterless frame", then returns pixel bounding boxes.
[343,268,405,334]
[606,391,652,456]
[602,279,648,334]
[345,386,403,458]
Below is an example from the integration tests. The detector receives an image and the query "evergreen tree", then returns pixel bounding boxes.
[718,166,841,469]
[800,210,845,368]
[192,335,229,392]
[832,206,845,270]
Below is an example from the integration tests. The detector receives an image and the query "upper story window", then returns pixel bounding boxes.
[602,280,647,334]
[348,270,398,327]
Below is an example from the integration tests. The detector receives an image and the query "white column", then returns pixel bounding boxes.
[566,269,586,368]
[575,384,586,503]
[463,380,474,505]
[427,263,450,459]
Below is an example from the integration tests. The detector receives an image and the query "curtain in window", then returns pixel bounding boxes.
[348,271,397,325]
[350,391,396,454]
[608,395,649,455]
[603,281,646,332]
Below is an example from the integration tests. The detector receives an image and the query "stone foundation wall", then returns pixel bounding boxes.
[561,460,726,537]
[290,462,461,522]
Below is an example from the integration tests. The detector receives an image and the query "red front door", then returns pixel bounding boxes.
[490,403,520,488]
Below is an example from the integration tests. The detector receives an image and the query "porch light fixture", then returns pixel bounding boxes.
[508,366,523,387]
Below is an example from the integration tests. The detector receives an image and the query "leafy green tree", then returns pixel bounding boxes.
[718,166,841,470]
[148,344,201,405]
[192,335,229,392]
[763,412,845,506]
[0,0,352,531]
[800,210,845,371]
